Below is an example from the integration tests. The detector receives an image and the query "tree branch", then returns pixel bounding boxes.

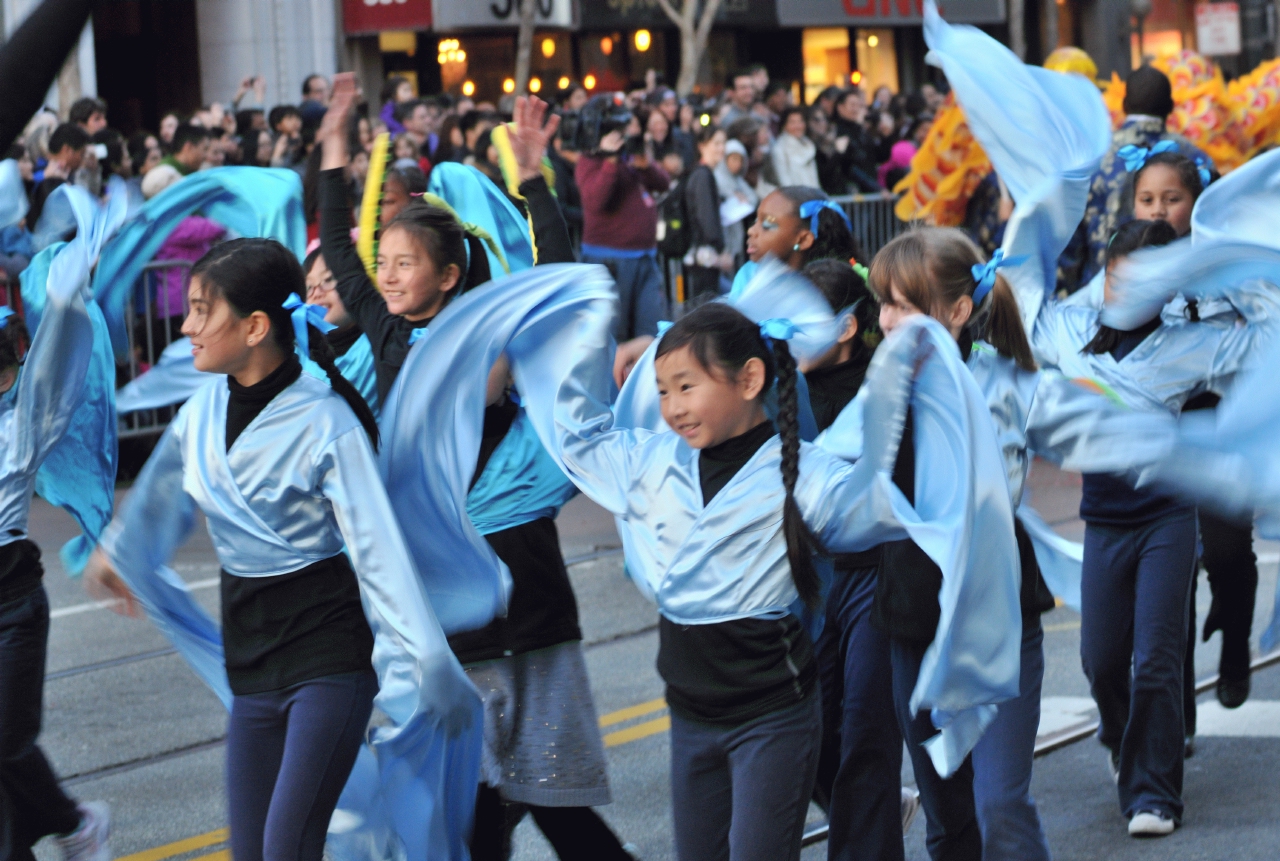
[694,0,726,49]
[653,0,683,28]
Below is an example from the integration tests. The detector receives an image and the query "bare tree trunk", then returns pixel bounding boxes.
[1009,0,1027,59]
[656,0,726,96]
[57,40,80,118]
[514,0,537,95]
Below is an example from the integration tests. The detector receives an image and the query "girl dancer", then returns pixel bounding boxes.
[406,259,1021,861]
[301,248,379,415]
[84,238,478,861]
[318,79,630,858]
[0,225,110,861]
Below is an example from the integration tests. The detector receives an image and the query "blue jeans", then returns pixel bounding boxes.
[815,566,904,861]
[669,693,822,861]
[971,621,1050,861]
[0,584,80,861]
[581,247,667,340]
[1080,508,1196,821]
[226,671,377,861]
[890,638,981,861]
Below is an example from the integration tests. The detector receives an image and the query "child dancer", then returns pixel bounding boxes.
[301,248,379,415]
[399,259,1022,861]
[0,232,110,861]
[84,238,479,861]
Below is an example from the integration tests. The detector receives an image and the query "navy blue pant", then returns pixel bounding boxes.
[815,567,904,861]
[0,585,80,861]
[890,638,981,861]
[1080,509,1196,821]
[669,693,822,861]
[581,250,667,341]
[971,621,1050,861]
[226,671,377,861]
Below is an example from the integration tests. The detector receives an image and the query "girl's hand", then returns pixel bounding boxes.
[318,73,358,170]
[83,549,141,618]
[508,95,562,183]
[613,335,654,387]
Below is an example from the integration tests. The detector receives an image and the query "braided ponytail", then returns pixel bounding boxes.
[770,337,825,610]
[307,322,380,451]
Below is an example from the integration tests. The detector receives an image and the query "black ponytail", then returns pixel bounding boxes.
[1082,219,1178,355]
[770,336,825,610]
[655,302,824,610]
[189,237,380,450]
[777,185,864,266]
[0,314,30,370]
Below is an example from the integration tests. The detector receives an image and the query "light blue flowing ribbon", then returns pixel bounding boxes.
[797,199,852,238]
[970,248,1026,306]
[408,326,429,346]
[1116,139,1177,174]
[0,305,13,330]
[281,293,335,354]
[758,317,801,341]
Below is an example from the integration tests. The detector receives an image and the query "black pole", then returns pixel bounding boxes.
[0,0,95,153]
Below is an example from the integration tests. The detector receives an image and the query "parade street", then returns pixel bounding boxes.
[28,460,1280,861]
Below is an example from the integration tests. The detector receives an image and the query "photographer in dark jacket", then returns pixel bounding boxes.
[574,97,671,340]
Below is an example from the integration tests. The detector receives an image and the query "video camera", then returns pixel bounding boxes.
[560,94,637,155]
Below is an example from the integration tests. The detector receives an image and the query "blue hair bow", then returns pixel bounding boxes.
[0,305,14,330]
[1193,155,1213,189]
[759,318,801,341]
[797,199,852,238]
[1117,139,1177,173]
[408,326,429,346]
[970,249,1026,306]
[281,293,336,354]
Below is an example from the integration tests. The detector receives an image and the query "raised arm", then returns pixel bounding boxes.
[505,96,575,265]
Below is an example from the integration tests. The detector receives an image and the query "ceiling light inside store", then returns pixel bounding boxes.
[503,78,516,93]
[462,80,475,97]
[558,76,571,89]
[529,77,542,93]
[634,30,652,52]
[542,37,556,58]
[601,37,613,55]
[584,74,597,89]
[868,34,879,47]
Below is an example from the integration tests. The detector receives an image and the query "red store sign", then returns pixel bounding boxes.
[343,0,433,35]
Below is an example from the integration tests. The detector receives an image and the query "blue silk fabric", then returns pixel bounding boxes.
[426,162,534,275]
[116,333,381,419]
[385,260,1021,778]
[465,408,577,536]
[98,373,483,861]
[92,167,307,357]
[0,158,28,229]
[15,180,127,574]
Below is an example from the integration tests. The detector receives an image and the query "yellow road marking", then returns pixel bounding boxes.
[603,715,671,747]
[115,828,228,861]
[598,697,666,727]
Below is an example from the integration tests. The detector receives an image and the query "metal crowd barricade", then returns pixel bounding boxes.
[117,259,193,439]
[832,192,908,260]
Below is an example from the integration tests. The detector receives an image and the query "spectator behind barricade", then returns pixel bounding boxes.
[397,99,440,171]
[458,111,498,165]
[469,128,505,188]
[550,124,583,241]
[677,99,698,136]
[720,69,759,126]
[869,108,897,165]
[575,109,671,339]
[772,106,820,189]
[159,112,180,149]
[806,108,846,195]
[920,82,945,113]
[161,124,209,177]
[646,106,691,180]
[762,80,793,136]
[151,214,226,336]
[815,86,843,122]
[434,114,462,163]
[8,143,34,200]
[715,138,757,272]
[872,84,894,111]
[563,84,589,113]
[0,147,33,283]
[832,89,879,193]
[684,125,732,300]
[268,105,304,168]
[1057,65,1210,293]
[391,134,420,171]
[299,74,330,131]
[70,96,108,135]
[379,76,416,135]
[29,123,88,227]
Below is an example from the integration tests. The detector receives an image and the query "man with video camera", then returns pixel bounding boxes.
[572,96,671,340]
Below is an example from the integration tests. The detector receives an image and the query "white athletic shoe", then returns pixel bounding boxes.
[56,802,111,861]
[1127,810,1176,837]
[900,787,921,834]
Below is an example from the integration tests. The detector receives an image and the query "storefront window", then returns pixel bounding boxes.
[802,27,851,105]
[1131,0,1193,64]
[854,28,898,96]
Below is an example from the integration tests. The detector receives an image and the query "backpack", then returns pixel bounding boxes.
[656,174,690,259]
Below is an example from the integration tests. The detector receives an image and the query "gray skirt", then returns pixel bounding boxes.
[464,639,612,807]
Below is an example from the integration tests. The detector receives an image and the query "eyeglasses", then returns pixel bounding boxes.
[305,274,337,297]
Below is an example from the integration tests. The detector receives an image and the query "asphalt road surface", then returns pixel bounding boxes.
[26,460,1280,861]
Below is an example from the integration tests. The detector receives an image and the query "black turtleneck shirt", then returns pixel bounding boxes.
[656,421,818,726]
[220,356,374,694]
[804,339,872,433]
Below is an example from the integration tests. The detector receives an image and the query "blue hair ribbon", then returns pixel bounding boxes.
[0,305,14,330]
[797,199,852,238]
[281,293,336,355]
[759,318,801,341]
[1117,139,1177,174]
[970,249,1026,306]
[1193,155,1213,189]
[408,326,429,346]
[656,320,673,336]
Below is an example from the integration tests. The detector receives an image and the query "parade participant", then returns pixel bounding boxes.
[0,184,111,861]
[300,248,378,415]
[83,238,479,861]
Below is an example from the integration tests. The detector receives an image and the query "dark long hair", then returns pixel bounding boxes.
[1082,219,1179,355]
[804,258,879,345]
[776,186,862,267]
[384,200,491,298]
[188,238,379,449]
[1130,149,1207,202]
[0,314,30,371]
[655,302,824,609]
[869,227,1037,371]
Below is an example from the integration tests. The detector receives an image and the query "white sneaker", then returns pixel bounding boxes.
[900,787,921,834]
[1128,810,1175,837]
[56,802,111,861]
